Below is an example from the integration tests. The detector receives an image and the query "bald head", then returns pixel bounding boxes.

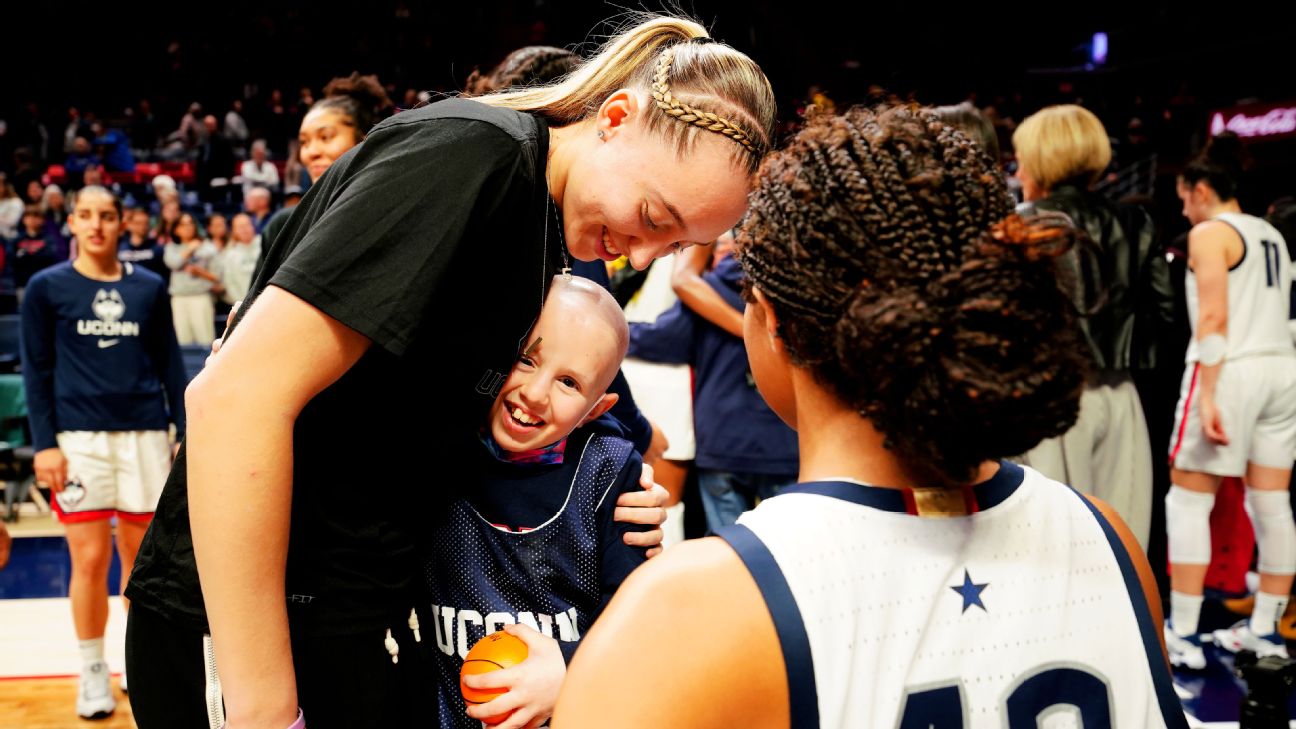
[543,275,628,391]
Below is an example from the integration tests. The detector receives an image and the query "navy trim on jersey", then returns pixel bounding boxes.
[1072,491,1191,729]
[715,524,819,729]
[778,460,1025,514]
[1215,218,1248,273]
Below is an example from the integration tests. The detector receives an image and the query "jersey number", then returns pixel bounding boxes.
[1263,239,1284,288]
[898,666,1112,728]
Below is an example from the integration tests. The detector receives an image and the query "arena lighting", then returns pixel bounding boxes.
[1090,32,1109,66]
[1209,102,1296,142]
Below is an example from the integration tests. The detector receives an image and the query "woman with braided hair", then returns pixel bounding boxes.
[464,45,583,96]
[555,106,1185,729]
[123,14,775,729]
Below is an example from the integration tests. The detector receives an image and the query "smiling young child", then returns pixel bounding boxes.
[422,275,649,729]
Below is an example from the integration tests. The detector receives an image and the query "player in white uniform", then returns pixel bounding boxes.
[1165,133,1296,668]
[554,106,1186,728]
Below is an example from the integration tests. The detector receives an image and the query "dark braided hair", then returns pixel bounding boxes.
[737,105,1089,484]
[464,46,581,96]
[313,72,395,142]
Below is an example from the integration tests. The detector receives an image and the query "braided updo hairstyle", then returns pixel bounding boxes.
[737,105,1089,484]
[464,46,581,96]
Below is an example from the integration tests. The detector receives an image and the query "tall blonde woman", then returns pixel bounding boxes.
[125,15,776,729]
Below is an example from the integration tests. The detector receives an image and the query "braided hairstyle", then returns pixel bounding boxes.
[464,46,581,96]
[737,105,1089,484]
[471,14,775,174]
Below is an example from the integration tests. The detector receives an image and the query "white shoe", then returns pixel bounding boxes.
[1165,622,1207,670]
[77,660,116,720]
[1212,619,1290,658]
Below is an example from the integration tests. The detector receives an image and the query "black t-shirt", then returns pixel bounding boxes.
[127,99,566,636]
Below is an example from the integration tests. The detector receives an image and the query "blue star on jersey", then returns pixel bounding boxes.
[950,569,988,614]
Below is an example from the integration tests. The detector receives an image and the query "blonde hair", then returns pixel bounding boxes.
[471,14,776,174]
[1012,104,1112,191]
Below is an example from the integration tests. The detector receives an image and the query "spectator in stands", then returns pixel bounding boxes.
[215,213,260,308]
[7,204,50,277]
[206,214,229,250]
[25,179,45,204]
[281,185,304,210]
[298,86,316,109]
[0,175,24,239]
[119,207,167,279]
[42,184,67,224]
[16,103,51,167]
[197,116,236,190]
[243,186,274,235]
[240,140,280,198]
[81,164,108,191]
[175,102,206,152]
[90,120,136,173]
[152,197,182,244]
[224,99,250,157]
[281,140,308,193]
[163,212,219,345]
[64,137,99,183]
[1012,104,1175,548]
[13,203,68,302]
[62,107,87,155]
[147,174,178,217]
[41,184,70,247]
[264,89,292,157]
[131,99,160,152]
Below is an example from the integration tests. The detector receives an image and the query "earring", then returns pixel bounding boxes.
[597,130,605,139]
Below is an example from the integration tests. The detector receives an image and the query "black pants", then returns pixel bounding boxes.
[127,604,432,729]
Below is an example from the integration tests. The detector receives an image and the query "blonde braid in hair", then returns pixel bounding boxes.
[651,46,763,156]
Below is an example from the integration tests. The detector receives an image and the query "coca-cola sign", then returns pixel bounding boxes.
[1209,103,1296,142]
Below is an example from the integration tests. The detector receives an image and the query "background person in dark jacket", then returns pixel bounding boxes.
[627,242,799,531]
[1013,104,1176,549]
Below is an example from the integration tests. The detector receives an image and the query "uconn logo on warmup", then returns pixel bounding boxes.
[77,289,140,337]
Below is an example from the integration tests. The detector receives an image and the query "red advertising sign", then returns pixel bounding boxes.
[1209,102,1296,142]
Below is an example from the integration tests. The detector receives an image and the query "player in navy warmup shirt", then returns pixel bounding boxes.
[22,185,185,721]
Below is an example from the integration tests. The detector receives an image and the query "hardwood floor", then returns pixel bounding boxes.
[0,676,136,728]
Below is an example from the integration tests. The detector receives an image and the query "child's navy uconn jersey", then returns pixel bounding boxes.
[422,425,646,729]
[21,261,187,450]
[718,462,1188,729]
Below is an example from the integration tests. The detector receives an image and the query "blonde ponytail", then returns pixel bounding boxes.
[471,14,775,172]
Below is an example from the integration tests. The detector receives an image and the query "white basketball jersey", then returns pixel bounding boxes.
[1185,212,1294,362]
[719,462,1186,729]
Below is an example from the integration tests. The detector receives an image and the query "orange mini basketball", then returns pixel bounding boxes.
[460,631,529,724]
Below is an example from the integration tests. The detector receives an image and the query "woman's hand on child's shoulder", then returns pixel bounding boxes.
[462,623,567,729]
